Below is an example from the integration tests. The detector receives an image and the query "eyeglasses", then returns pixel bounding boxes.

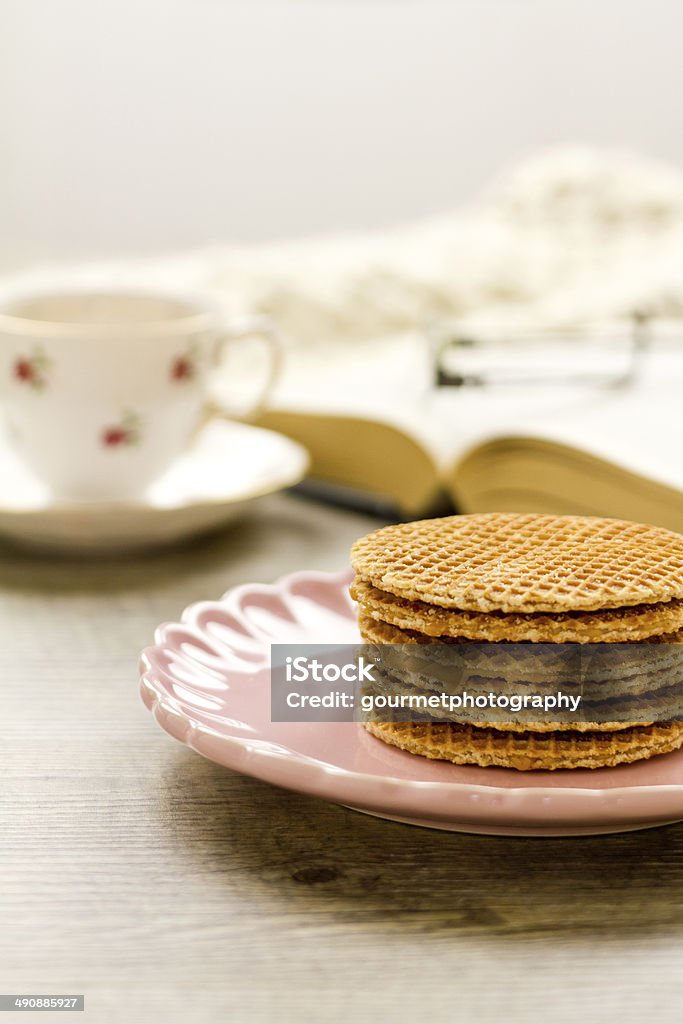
[431,310,655,390]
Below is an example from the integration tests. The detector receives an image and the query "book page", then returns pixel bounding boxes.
[259,334,683,492]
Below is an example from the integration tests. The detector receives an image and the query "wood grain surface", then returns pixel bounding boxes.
[1,493,683,1024]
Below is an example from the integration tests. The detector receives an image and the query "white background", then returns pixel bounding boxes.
[2,0,683,264]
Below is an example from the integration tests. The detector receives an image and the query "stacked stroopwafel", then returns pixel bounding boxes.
[350,513,683,770]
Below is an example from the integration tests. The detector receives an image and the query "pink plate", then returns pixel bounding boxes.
[140,568,683,836]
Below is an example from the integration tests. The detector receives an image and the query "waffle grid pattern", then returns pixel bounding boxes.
[358,617,683,689]
[351,513,683,613]
[357,610,683,650]
[351,580,683,642]
[365,720,683,771]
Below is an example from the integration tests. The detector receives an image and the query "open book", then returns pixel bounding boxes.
[254,341,683,531]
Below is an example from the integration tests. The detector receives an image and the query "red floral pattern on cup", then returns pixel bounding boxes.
[13,348,49,390]
[101,412,141,448]
[170,342,199,382]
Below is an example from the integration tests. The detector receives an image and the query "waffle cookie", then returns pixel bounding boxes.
[359,615,683,706]
[351,513,683,770]
[364,720,683,771]
[361,657,683,733]
[351,513,683,613]
[351,578,683,643]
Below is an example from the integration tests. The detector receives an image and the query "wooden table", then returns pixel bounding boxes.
[2,493,683,1023]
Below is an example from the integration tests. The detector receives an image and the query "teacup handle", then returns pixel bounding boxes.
[208,314,283,422]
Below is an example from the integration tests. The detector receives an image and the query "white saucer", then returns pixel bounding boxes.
[0,419,309,554]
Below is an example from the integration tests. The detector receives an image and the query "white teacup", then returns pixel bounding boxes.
[0,290,282,501]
